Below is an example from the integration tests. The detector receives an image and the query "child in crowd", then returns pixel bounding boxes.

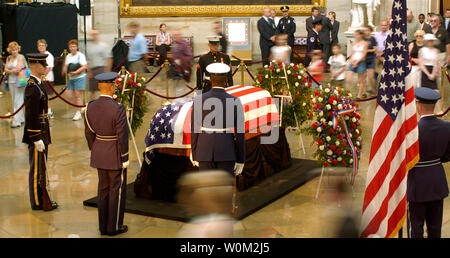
[270,33,292,65]
[328,44,347,87]
[307,49,325,87]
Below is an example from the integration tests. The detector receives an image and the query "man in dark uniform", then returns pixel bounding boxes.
[276,6,296,49]
[84,72,129,236]
[196,36,233,93]
[305,21,323,66]
[191,63,245,175]
[407,87,450,238]
[23,53,58,211]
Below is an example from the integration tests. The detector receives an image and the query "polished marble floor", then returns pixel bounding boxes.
[0,65,449,238]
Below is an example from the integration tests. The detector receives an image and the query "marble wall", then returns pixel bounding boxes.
[34,0,434,59]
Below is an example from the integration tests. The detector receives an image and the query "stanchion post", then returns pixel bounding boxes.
[240,60,245,86]
[163,59,171,106]
[441,66,446,112]
[63,49,68,86]
[4,72,12,115]
[120,66,126,76]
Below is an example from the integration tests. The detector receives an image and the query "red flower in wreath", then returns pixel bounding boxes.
[323,162,329,167]
[329,128,334,134]
[317,139,323,145]
[312,123,318,129]
[330,145,336,151]
[332,160,338,165]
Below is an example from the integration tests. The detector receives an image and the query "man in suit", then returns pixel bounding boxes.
[257,7,276,66]
[84,72,129,236]
[407,87,450,238]
[23,53,58,211]
[328,11,340,45]
[196,36,233,93]
[418,13,432,32]
[306,6,333,64]
[191,63,245,176]
[269,9,280,30]
[445,9,450,38]
[276,6,296,49]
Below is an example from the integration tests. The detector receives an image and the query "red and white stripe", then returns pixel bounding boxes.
[360,81,419,238]
[171,85,280,147]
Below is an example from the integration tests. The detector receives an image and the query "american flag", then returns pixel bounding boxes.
[360,0,420,238]
[144,85,279,163]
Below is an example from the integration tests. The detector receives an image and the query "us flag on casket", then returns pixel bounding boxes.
[144,85,280,164]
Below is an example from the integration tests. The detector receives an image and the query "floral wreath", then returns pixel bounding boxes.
[302,84,362,184]
[114,73,149,135]
[255,61,313,128]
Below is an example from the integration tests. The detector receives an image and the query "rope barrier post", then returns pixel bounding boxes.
[3,72,12,115]
[441,66,446,113]
[163,59,171,106]
[120,66,126,76]
[63,49,68,85]
[240,60,245,86]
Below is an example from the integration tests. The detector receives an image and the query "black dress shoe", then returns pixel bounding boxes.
[31,206,42,210]
[51,202,58,210]
[100,231,108,236]
[108,225,128,236]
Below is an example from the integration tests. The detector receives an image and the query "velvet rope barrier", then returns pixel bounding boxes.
[436,106,450,117]
[0,103,24,119]
[245,66,256,83]
[47,81,67,101]
[144,65,164,84]
[46,79,86,108]
[232,66,240,76]
[144,85,198,100]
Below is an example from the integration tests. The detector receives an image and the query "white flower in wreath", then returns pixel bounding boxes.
[300,70,305,75]
[319,145,325,151]
[327,150,333,156]
[357,141,361,146]
[356,129,360,134]
[312,98,316,103]
[348,93,353,98]
[290,63,294,67]
[350,159,354,164]
[337,157,342,162]
[276,69,280,73]
[295,82,300,87]
[265,75,269,79]
[287,70,291,75]
[298,76,302,80]
[264,65,268,68]
[326,136,331,142]
[318,97,323,102]
[345,116,350,120]
[334,90,339,95]
[325,88,330,93]
[113,94,117,99]
[317,127,322,133]
[272,60,276,63]
[326,104,331,110]
[302,102,307,107]
[319,111,324,117]
[343,150,347,155]
[349,133,353,138]
[352,117,357,123]
[333,100,337,105]
[328,121,333,126]
[137,83,142,87]
[335,140,340,146]
[320,118,326,123]
[305,82,309,87]
[338,104,343,110]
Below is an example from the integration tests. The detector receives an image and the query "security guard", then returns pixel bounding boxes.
[84,72,129,236]
[23,53,58,211]
[407,87,450,238]
[191,63,245,175]
[276,6,296,49]
[196,36,233,93]
[305,20,323,66]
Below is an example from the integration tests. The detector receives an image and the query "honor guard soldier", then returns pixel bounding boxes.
[84,72,129,236]
[196,36,233,93]
[191,63,245,175]
[23,53,58,211]
[276,6,296,49]
[305,21,323,66]
[407,87,450,238]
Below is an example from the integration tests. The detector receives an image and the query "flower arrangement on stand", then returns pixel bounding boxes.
[255,61,313,128]
[114,73,149,135]
[302,84,363,183]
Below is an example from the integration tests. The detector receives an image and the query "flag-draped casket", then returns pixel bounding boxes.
[134,86,292,200]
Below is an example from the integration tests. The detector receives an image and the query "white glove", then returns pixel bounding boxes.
[122,161,129,169]
[234,163,244,176]
[174,59,181,66]
[190,152,199,167]
[34,140,45,152]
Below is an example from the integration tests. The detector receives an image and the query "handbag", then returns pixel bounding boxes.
[16,55,31,88]
[67,54,82,73]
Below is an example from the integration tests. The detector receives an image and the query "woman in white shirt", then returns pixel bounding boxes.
[345,30,368,99]
[155,24,171,66]
[37,39,55,117]
[62,39,88,121]
[328,44,347,86]
[419,33,442,113]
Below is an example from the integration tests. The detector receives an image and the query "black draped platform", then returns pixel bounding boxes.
[83,158,320,222]
[83,127,321,221]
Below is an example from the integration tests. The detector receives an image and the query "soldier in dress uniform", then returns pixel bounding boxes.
[407,87,450,238]
[23,53,58,211]
[196,36,233,93]
[276,6,296,49]
[191,63,245,175]
[305,21,323,67]
[84,72,129,236]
